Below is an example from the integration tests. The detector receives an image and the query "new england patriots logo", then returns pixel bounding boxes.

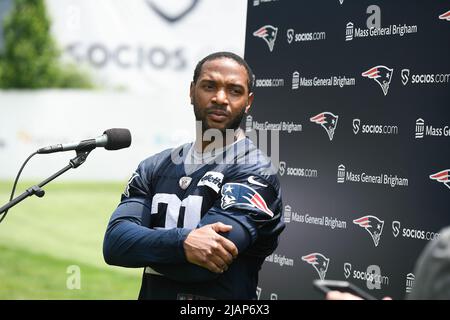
[302,253,330,280]
[253,25,278,52]
[439,10,450,21]
[221,183,274,217]
[362,65,394,96]
[429,169,450,190]
[310,112,339,141]
[353,215,384,247]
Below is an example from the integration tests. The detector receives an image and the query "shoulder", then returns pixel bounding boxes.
[419,226,450,263]
[122,144,190,199]
[138,147,173,171]
[138,143,191,174]
[224,138,280,191]
[217,139,283,220]
[409,226,450,299]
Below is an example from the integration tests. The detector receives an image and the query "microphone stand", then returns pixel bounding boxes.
[0,149,92,214]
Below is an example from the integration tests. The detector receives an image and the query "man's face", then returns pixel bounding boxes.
[190,57,254,132]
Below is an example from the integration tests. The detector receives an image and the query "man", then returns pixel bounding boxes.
[406,226,450,300]
[103,51,285,299]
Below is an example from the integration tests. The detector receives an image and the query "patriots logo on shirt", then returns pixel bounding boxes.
[220,183,274,217]
[362,65,394,96]
[353,215,384,247]
[302,253,330,280]
[310,112,339,141]
[253,25,278,52]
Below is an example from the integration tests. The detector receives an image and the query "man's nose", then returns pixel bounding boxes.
[212,89,228,105]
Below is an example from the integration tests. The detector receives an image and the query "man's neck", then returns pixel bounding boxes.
[195,128,246,153]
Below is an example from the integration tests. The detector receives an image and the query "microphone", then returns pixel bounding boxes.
[37,128,132,154]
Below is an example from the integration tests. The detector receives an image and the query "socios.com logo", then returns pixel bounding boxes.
[401,69,410,85]
[279,161,286,176]
[344,262,352,279]
[353,119,361,134]
[287,29,294,44]
[392,220,400,237]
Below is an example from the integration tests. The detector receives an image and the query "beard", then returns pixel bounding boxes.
[192,97,246,133]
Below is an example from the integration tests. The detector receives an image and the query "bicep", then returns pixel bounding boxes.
[148,209,253,283]
[198,208,253,253]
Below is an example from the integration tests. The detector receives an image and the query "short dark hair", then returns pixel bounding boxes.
[193,51,254,93]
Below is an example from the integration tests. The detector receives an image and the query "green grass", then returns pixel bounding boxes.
[0,244,141,299]
[0,180,142,299]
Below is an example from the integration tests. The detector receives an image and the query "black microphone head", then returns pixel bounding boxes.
[103,128,132,150]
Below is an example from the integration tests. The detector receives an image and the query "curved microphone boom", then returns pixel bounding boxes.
[0,129,132,220]
[37,128,132,154]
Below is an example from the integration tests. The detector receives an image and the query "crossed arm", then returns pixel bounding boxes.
[103,200,253,282]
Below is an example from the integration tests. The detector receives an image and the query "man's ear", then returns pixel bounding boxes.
[245,92,254,114]
[189,81,195,105]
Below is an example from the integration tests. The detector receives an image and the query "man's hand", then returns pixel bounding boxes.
[326,291,392,300]
[326,291,363,300]
[183,222,238,274]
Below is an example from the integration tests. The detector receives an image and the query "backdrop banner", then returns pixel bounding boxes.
[245,0,450,300]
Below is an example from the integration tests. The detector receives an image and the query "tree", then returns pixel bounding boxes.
[0,0,92,88]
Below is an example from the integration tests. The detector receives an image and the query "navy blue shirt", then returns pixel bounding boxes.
[103,138,285,299]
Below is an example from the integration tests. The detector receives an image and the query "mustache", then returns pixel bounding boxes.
[207,105,229,115]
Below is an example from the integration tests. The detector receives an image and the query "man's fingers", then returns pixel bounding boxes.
[209,223,238,258]
[208,256,228,273]
[211,222,232,233]
[202,256,228,273]
[203,259,220,273]
[218,236,238,258]
[213,240,234,265]
[183,224,239,272]
[326,291,363,300]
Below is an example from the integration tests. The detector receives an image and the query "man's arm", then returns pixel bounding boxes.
[104,157,283,282]
[183,220,238,273]
[146,209,252,283]
[103,200,238,271]
[103,200,190,267]
[103,154,194,267]
[147,175,284,283]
